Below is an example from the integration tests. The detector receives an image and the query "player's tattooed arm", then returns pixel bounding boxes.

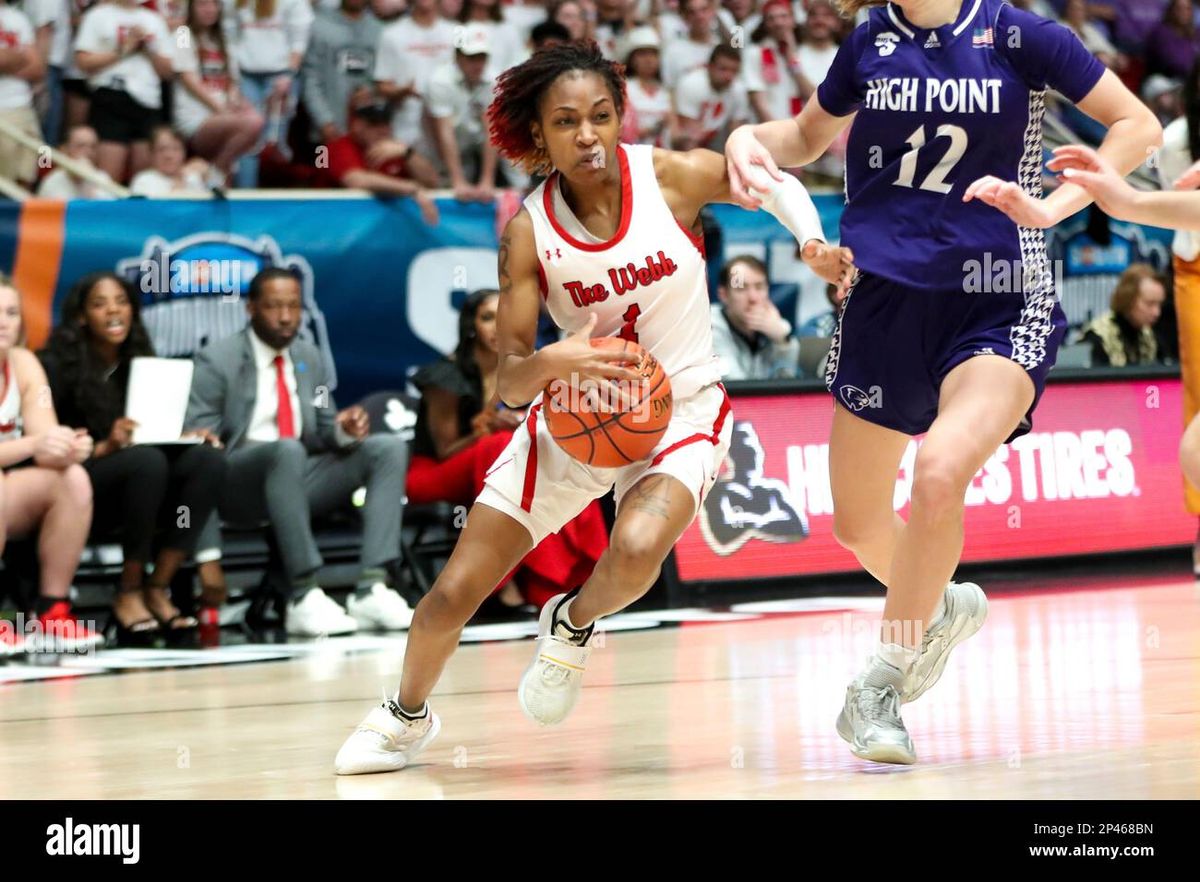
[495,208,548,407]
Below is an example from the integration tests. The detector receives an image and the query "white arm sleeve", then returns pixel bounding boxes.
[747,169,826,246]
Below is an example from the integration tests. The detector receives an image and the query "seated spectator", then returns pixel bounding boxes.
[619,26,671,146]
[744,0,807,124]
[711,255,800,381]
[173,0,264,185]
[302,0,380,148]
[1146,0,1200,80]
[1114,0,1169,55]
[716,0,761,42]
[426,31,498,200]
[1144,73,1184,126]
[73,0,172,182]
[530,19,572,52]
[550,0,590,43]
[673,44,748,151]
[36,124,119,199]
[0,274,99,654]
[456,0,526,80]
[1079,264,1168,366]
[1062,0,1122,69]
[661,0,717,89]
[185,268,414,637]
[129,126,212,195]
[593,0,636,60]
[798,281,846,339]
[504,0,550,43]
[0,1,45,188]
[408,290,607,611]
[327,93,440,222]
[39,271,228,646]
[372,0,455,162]
[226,0,314,188]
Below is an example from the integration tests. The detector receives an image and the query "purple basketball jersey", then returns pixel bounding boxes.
[816,0,1105,292]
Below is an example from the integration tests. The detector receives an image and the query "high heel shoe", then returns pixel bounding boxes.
[107,588,162,648]
[106,612,161,648]
[144,587,199,647]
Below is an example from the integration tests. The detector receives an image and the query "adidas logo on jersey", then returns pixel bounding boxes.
[875,32,900,56]
[924,32,941,49]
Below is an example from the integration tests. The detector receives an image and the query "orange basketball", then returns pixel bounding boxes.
[543,337,673,468]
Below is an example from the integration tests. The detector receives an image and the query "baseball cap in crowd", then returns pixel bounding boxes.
[350,96,392,124]
[457,29,491,56]
[620,25,661,59]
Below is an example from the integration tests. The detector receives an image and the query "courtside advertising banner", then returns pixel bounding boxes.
[678,378,1193,583]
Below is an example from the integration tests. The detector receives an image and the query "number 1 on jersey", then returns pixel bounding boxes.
[618,303,641,343]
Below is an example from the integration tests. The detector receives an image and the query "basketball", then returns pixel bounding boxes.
[543,337,673,468]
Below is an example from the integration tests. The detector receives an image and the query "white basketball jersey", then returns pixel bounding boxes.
[0,358,21,441]
[523,142,722,401]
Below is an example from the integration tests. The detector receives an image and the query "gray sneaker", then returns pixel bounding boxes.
[836,669,916,765]
[902,581,988,703]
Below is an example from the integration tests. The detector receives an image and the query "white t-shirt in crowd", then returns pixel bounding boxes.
[0,7,35,111]
[661,36,715,89]
[73,4,171,108]
[425,60,494,150]
[797,42,838,92]
[624,77,671,146]
[129,166,207,195]
[715,8,761,42]
[37,166,118,199]
[742,40,841,121]
[15,0,66,67]
[373,15,456,144]
[173,27,237,138]
[224,0,313,74]
[673,66,748,150]
[502,3,545,42]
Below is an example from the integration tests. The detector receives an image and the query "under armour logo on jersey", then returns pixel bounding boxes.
[875,32,900,56]
[545,247,562,263]
[924,32,941,49]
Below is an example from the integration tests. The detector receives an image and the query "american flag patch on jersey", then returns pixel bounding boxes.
[972,27,994,48]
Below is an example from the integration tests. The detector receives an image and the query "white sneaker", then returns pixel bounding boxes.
[836,667,917,765]
[518,593,593,726]
[285,587,359,637]
[346,583,414,631]
[902,581,988,703]
[334,694,441,775]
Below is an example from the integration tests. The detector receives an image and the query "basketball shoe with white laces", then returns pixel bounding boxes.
[334,693,441,775]
[902,581,988,703]
[836,664,917,765]
[518,592,593,726]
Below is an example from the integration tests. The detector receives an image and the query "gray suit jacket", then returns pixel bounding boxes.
[186,328,346,453]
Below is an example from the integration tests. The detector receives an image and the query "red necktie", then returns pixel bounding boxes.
[273,354,295,439]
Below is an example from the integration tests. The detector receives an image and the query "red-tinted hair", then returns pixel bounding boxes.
[487,40,627,177]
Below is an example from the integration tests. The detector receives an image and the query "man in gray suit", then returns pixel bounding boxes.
[187,268,413,636]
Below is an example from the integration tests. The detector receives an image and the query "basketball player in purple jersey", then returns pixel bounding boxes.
[726,0,1161,764]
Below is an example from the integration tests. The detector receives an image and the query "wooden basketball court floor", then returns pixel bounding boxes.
[1,573,1196,799]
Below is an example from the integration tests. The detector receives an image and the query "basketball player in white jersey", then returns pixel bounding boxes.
[335,40,854,774]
